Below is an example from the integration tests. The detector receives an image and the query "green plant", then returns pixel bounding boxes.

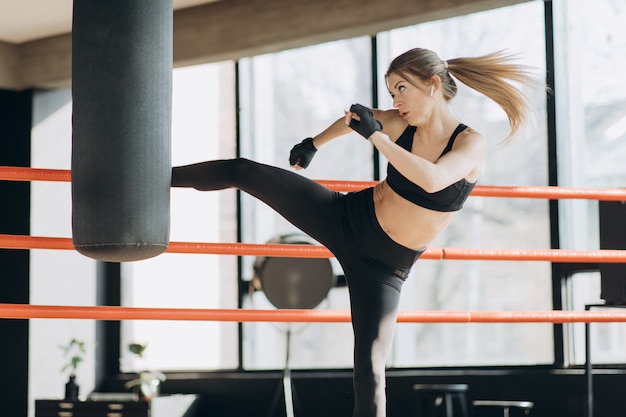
[124,342,165,400]
[60,338,86,377]
[128,342,148,358]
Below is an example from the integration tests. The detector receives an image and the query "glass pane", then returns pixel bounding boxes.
[29,88,99,408]
[121,62,238,372]
[239,38,372,370]
[380,1,552,366]
[588,307,626,365]
[554,0,626,364]
[568,272,626,365]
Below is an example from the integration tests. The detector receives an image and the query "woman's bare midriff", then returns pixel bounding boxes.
[372,181,458,250]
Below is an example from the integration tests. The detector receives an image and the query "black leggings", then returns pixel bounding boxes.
[172,158,423,417]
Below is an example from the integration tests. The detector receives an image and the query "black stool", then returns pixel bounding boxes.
[472,400,533,417]
[413,384,469,417]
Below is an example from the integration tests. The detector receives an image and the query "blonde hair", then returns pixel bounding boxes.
[386,48,536,141]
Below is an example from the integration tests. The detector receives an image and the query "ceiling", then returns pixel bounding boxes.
[0,0,221,43]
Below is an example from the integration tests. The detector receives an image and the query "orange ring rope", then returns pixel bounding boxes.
[465,184,626,201]
[1,167,625,261]
[3,169,624,325]
[1,303,626,323]
[318,180,626,201]
[1,233,626,262]
[2,166,626,201]
[0,166,71,182]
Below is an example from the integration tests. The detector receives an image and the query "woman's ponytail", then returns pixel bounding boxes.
[447,51,536,141]
[386,48,538,142]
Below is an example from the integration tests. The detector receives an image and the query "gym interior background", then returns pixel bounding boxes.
[1,0,626,416]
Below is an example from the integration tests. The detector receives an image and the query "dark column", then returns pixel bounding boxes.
[599,201,626,304]
[95,262,121,391]
[0,89,32,417]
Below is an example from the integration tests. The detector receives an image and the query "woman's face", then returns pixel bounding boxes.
[387,72,432,126]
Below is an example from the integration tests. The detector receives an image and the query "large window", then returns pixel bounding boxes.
[552,0,626,365]
[238,38,373,370]
[120,62,238,372]
[380,1,551,367]
[30,88,98,411]
[28,61,238,417]
[238,1,551,369]
[29,63,240,415]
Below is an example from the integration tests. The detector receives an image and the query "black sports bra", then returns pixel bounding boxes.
[386,124,476,212]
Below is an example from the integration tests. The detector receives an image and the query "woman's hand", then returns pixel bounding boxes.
[345,104,382,140]
[289,137,317,170]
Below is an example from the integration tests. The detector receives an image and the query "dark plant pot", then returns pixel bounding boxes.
[65,375,79,400]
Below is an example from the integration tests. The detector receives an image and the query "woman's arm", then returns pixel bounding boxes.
[313,109,404,148]
[343,103,485,190]
[310,117,353,148]
[289,107,404,170]
[369,129,486,192]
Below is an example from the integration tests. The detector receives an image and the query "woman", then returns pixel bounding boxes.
[172,48,535,417]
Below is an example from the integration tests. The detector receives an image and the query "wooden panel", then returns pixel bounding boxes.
[0,41,20,89]
[19,33,72,90]
[173,0,529,67]
[2,0,530,90]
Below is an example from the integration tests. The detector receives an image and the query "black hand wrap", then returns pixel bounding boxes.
[349,103,382,139]
[288,137,317,169]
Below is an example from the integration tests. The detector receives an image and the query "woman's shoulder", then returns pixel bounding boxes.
[451,125,487,157]
[457,125,485,146]
[372,109,409,140]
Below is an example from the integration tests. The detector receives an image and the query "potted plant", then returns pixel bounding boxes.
[59,338,86,400]
[124,342,165,401]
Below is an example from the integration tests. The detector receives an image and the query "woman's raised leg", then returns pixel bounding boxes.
[172,158,341,245]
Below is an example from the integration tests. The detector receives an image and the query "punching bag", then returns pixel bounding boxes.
[71,0,172,262]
